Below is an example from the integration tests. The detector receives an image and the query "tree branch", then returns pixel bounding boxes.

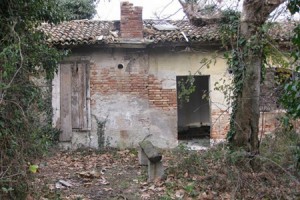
[0,21,23,105]
[179,0,287,26]
[242,0,287,24]
[178,0,223,26]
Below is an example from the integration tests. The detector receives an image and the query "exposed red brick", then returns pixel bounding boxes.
[120,2,143,39]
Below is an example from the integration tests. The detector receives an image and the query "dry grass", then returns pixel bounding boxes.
[162,130,300,199]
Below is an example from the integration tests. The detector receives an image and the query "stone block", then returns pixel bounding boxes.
[138,147,148,165]
[148,160,164,181]
[139,140,162,163]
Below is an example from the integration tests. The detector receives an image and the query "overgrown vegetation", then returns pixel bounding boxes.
[93,115,108,149]
[0,0,100,197]
[213,1,300,154]
[58,0,97,20]
[27,135,299,199]
[281,0,300,119]
[0,0,65,198]
[163,128,300,199]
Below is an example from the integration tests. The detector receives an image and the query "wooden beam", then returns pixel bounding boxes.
[60,63,72,141]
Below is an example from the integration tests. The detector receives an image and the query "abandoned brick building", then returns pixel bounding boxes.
[43,2,295,149]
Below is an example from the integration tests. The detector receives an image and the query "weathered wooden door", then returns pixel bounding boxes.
[59,61,90,141]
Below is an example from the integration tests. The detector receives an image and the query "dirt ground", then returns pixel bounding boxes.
[30,148,167,200]
[29,143,300,200]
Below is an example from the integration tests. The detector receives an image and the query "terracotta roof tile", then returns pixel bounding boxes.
[41,19,296,47]
[143,20,220,44]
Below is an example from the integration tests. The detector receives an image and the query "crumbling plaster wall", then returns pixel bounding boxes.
[83,47,179,149]
[53,46,298,150]
[53,47,231,149]
[148,48,231,141]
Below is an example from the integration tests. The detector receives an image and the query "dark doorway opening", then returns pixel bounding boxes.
[177,75,210,140]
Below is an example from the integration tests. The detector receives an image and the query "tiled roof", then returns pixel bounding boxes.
[143,20,220,44]
[41,19,296,47]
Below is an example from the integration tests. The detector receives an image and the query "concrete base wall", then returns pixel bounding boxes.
[91,93,177,148]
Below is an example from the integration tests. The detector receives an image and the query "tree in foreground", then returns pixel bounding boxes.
[0,0,64,198]
[0,0,100,197]
[179,0,289,154]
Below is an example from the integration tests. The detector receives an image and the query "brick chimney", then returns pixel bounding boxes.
[120,1,143,39]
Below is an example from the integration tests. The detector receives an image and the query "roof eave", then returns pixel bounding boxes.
[52,40,224,49]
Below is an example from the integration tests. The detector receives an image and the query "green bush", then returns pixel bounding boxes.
[0,79,60,198]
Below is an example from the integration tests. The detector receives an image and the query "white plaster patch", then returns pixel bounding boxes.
[90,93,178,149]
[157,70,177,89]
[147,109,178,148]
[92,94,148,130]
[52,65,60,128]
[210,139,226,146]
[162,80,176,89]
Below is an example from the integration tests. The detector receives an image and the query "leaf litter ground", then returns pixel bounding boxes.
[30,143,300,200]
[30,148,167,199]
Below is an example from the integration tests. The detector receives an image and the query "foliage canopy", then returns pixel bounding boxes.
[58,0,97,20]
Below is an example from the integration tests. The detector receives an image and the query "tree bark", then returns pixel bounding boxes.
[232,22,262,153]
[232,0,286,154]
[178,0,223,25]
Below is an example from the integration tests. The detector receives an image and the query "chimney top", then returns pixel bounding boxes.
[120,1,143,40]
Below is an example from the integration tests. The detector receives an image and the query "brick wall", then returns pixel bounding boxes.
[90,63,291,141]
[91,66,147,98]
[148,75,177,111]
[210,109,230,139]
[87,48,295,144]
[120,2,143,39]
[90,64,177,111]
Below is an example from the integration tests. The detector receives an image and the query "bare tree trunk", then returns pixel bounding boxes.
[0,65,2,105]
[232,21,262,153]
[231,0,286,154]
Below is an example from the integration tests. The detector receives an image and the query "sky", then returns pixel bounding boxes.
[94,0,186,20]
[94,0,293,21]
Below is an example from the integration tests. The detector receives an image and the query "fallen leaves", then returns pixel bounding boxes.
[30,147,300,200]
[30,149,147,199]
[77,170,101,179]
[58,180,73,187]
[175,189,185,198]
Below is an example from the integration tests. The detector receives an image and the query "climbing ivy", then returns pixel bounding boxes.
[219,9,240,48]
[224,50,245,141]
[280,1,300,119]
[93,115,108,149]
[218,10,244,141]
[177,74,196,106]
[217,4,300,142]
[218,10,273,141]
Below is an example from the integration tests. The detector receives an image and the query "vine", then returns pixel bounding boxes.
[224,49,245,141]
[177,73,196,106]
[280,1,300,119]
[218,10,244,141]
[218,10,271,141]
[93,115,108,149]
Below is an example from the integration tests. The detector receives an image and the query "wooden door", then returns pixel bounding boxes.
[59,61,90,142]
